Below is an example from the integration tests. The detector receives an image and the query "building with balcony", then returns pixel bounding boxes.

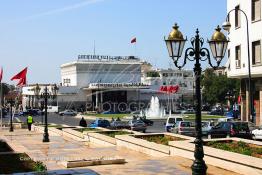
[226,0,262,125]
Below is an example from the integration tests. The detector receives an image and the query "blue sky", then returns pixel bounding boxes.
[0,0,227,84]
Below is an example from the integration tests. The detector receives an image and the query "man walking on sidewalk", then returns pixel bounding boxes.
[27,114,33,131]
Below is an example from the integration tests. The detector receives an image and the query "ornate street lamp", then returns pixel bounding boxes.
[165,23,229,175]
[9,100,14,132]
[36,84,58,142]
[222,8,254,124]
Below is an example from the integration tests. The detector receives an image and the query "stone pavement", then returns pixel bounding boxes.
[0,129,241,175]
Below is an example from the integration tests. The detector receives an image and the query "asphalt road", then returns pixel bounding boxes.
[2,113,166,133]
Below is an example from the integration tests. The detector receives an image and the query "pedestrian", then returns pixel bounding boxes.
[27,114,33,131]
[79,117,87,127]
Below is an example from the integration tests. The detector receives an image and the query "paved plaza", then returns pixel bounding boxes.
[0,128,242,175]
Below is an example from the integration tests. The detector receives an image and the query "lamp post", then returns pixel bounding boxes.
[36,84,58,142]
[165,23,229,175]
[222,8,254,124]
[9,100,14,132]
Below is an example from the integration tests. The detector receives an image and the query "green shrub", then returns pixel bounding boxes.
[33,161,47,172]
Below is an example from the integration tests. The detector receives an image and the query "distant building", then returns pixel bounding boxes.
[59,55,148,112]
[141,68,194,110]
[226,0,262,125]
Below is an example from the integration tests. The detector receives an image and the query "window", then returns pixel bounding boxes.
[235,45,241,68]
[63,78,71,86]
[252,0,261,21]
[252,40,261,64]
[235,5,241,28]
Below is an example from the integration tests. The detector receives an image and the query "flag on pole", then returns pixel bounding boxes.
[0,67,3,83]
[131,37,136,44]
[11,67,28,86]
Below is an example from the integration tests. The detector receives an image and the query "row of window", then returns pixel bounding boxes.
[234,0,261,28]
[162,73,191,77]
[229,40,261,68]
[63,78,71,85]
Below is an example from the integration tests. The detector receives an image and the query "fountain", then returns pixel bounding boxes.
[145,96,166,119]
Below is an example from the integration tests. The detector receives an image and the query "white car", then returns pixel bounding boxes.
[251,125,262,140]
[59,110,77,116]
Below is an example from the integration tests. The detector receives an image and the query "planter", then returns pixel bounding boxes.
[169,138,262,175]
[88,132,116,146]
[60,157,125,168]
[0,153,46,174]
[116,133,190,157]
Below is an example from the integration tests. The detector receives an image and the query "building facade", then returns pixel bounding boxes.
[226,0,262,125]
[59,55,148,112]
[141,68,194,111]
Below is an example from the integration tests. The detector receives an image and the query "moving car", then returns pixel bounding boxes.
[173,121,195,136]
[251,125,262,140]
[90,119,111,128]
[165,116,184,132]
[128,120,147,133]
[139,117,154,126]
[208,122,252,139]
[59,110,77,116]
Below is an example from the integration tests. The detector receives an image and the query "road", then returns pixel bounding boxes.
[2,113,166,133]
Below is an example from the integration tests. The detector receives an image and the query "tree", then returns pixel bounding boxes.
[201,69,240,106]
[0,83,12,105]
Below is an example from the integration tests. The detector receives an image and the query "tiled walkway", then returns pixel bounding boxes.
[1,129,240,175]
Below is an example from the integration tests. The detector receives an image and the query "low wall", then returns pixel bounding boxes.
[115,134,170,157]
[87,133,116,146]
[169,138,262,175]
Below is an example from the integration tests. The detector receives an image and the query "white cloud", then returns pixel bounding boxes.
[11,0,104,23]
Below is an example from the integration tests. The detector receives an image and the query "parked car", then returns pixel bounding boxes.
[110,120,129,129]
[165,116,184,132]
[201,121,215,135]
[19,109,39,116]
[32,109,44,115]
[59,110,77,116]
[128,120,147,133]
[139,117,154,126]
[208,122,252,139]
[209,109,224,116]
[173,121,195,136]
[46,106,58,113]
[90,119,111,128]
[251,125,262,140]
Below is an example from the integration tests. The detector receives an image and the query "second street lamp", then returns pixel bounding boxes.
[222,8,255,124]
[165,23,229,175]
[36,84,58,142]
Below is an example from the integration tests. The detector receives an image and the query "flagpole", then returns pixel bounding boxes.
[0,82,2,128]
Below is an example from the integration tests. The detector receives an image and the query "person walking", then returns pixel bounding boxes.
[27,114,33,131]
[79,117,87,127]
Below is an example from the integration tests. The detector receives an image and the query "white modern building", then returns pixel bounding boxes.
[226,0,262,125]
[59,55,149,112]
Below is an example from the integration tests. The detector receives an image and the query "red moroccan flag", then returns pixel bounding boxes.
[131,37,136,43]
[237,95,242,104]
[0,67,3,83]
[11,67,27,86]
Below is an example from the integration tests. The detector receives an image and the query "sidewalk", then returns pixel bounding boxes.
[0,129,241,175]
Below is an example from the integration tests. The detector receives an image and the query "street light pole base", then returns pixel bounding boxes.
[191,160,207,175]
[43,133,49,142]
[9,127,14,132]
